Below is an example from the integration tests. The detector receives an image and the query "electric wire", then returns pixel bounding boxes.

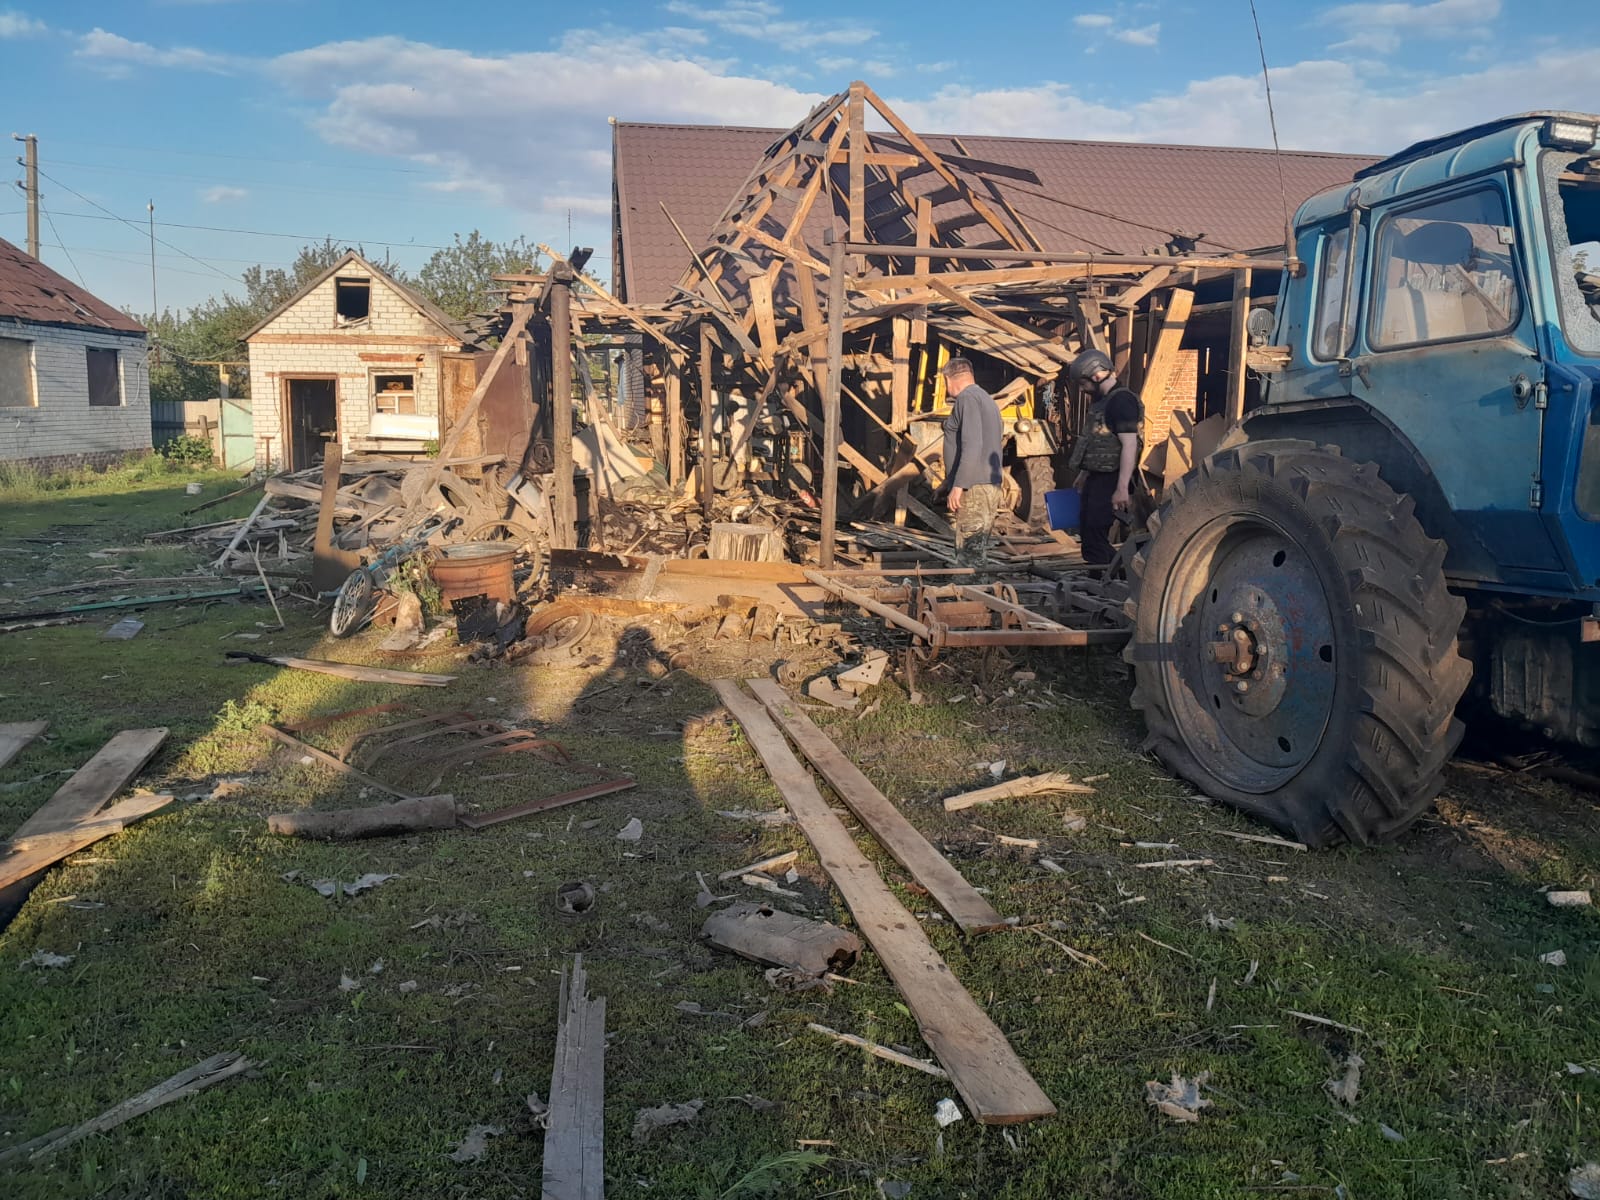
[1247,0,1296,267]
[37,203,86,288]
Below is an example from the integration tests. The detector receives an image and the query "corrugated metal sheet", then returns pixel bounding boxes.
[612,122,1380,306]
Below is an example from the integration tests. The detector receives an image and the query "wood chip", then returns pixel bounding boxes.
[807,1023,947,1078]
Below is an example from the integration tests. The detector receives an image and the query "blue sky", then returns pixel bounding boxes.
[0,0,1593,312]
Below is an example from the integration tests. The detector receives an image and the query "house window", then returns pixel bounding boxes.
[0,336,36,407]
[336,277,371,324]
[87,347,122,407]
[1369,186,1522,349]
[373,373,416,415]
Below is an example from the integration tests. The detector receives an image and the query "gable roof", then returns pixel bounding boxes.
[612,122,1380,306]
[0,237,145,335]
[242,250,463,343]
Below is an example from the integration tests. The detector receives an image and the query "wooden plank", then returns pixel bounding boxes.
[1226,268,1253,423]
[11,729,167,839]
[700,322,716,517]
[890,318,910,432]
[0,721,47,771]
[847,83,866,246]
[225,651,454,687]
[666,353,685,488]
[0,793,173,892]
[713,680,1055,1125]
[942,771,1094,813]
[821,237,846,568]
[927,281,1072,365]
[542,955,606,1200]
[747,679,1007,935]
[1139,288,1195,419]
[749,272,779,362]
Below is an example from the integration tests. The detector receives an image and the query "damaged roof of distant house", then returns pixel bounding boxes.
[0,237,145,335]
[612,122,1380,305]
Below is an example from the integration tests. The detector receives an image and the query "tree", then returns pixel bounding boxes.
[415,231,541,321]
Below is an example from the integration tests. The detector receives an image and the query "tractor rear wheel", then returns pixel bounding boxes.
[1126,439,1471,847]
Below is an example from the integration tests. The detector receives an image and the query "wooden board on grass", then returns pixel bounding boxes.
[746,678,1007,935]
[11,728,167,837]
[713,680,1055,1125]
[0,721,48,771]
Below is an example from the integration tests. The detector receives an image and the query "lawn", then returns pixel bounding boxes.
[0,469,1596,1199]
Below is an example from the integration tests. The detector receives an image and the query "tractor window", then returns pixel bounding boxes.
[1312,225,1364,360]
[1369,187,1522,349]
[1543,151,1600,355]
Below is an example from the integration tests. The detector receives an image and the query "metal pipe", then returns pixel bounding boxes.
[804,569,932,638]
[839,243,1282,270]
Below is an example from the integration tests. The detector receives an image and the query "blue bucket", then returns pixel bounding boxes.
[1045,488,1080,532]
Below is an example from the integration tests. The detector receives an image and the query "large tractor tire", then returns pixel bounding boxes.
[1010,455,1056,526]
[1126,439,1471,847]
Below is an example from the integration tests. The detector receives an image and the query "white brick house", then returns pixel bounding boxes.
[0,237,152,472]
[244,251,466,472]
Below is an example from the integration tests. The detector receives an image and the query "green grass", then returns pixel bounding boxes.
[0,478,1597,1197]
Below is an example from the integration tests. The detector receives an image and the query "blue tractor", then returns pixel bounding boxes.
[1128,113,1600,847]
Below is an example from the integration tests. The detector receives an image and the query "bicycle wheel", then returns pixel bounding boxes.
[329,569,375,638]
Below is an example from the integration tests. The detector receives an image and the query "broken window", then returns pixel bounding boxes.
[1544,151,1600,355]
[86,347,121,407]
[372,373,416,415]
[1369,186,1522,349]
[0,336,36,407]
[336,277,371,324]
[1311,224,1364,360]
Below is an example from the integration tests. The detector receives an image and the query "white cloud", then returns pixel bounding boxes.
[1324,0,1499,54]
[200,185,248,203]
[76,28,236,74]
[890,47,1597,154]
[1072,13,1115,28]
[1111,22,1159,46]
[265,35,820,223]
[0,10,44,36]
[662,0,874,49]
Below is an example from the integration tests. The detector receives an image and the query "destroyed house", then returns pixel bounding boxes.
[0,237,152,472]
[244,251,468,473]
[611,116,1378,447]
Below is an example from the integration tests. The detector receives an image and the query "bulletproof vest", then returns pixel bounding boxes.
[1072,387,1141,474]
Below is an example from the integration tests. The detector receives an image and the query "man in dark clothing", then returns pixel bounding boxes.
[939,356,1004,564]
[1066,348,1142,565]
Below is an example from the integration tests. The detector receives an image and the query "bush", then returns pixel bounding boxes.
[162,434,216,468]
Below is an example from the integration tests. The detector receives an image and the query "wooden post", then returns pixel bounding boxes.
[699,322,715,518]
[665,356,684,488]
[847,82,866,270]
[911,198,932,343]
[1111,311,1134,375]
[1138,288,1194,428]
[1226,268,1252,424]
[890,317,910,433]
[550,267,577,550]
[820,237,846,569]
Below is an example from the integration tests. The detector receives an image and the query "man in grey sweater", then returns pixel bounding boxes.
[940,356,1004,564]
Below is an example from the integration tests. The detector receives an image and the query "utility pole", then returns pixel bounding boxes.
[11,133,38,259]
[147,200,157,318]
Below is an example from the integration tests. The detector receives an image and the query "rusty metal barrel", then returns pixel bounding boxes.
[429,543,516,605]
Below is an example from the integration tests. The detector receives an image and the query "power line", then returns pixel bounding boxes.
[37,242,245,282]
[37,203,86,288]
[46,138,428,175]
[44,158,479,207]
[35,167,242,284]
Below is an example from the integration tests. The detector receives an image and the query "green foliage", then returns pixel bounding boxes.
[389,553,443,616]
[213,697,276,738]
[161,434,215,468]
[414,230,541,320]
[697,1151,830,1199]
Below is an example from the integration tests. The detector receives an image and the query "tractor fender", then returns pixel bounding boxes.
[1222,398,1500,583]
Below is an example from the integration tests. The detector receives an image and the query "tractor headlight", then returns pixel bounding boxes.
[1014,418,1035,434]
[1543,118,1598,150]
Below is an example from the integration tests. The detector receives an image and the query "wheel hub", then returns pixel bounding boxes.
[1206,595,1290,717]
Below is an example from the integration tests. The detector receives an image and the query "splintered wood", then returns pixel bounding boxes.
[713,680,1054,1125]
[542,956,606,1200]
[942,771,1093,813]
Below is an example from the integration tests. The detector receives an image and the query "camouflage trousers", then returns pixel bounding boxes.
[951,483,1002,566]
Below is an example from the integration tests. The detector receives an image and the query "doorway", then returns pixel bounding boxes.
[283,377,338,471]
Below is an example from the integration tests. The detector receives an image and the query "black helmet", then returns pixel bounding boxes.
[1067,348,1114,388]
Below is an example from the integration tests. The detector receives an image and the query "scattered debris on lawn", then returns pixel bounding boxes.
[1379,1122,1405,1142]
[1204,912,1237,932]
[615,817,643,842]
[934,1098,964,1127]
[283,871,398,899]
[542,956,605,1198]
[1547,890,1593,908]
[1325,1052,1364,1106]
[1145,1071,1212,1123]
[632,1099,703,1142]
[269,795,458,840]
[717,850,799,882]
[102,616,144,640]
[21,949,73,969]
[12,1051,254,1162]
[1570,1163,1600,1199]
[702,903,861,976]
[942,771,1094,813]
[716,808,792,826]
[1540,949,1568,966]
[447,1123,504,1164]
[1285,1010,1368,1038]
[808,1023,949,1079]
[556,881,597,915]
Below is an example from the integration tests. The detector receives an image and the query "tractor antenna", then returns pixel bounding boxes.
[1248,0,1298,274]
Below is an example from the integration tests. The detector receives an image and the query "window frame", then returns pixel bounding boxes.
[86,346,123,408]
[370,370,417,416]
[0,334,37,408]
[1308,218,1365,363]
[335,277,372,325]
[1365,179,1526,354]
[1539,148,1600,358]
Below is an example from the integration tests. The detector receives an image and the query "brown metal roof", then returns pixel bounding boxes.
[0,237,145,335]
[241,249,464,343]
[612,122,1379,305]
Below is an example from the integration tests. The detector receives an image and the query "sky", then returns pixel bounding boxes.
[0,0,1594,314]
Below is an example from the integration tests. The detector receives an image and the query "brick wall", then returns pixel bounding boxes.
[1145,348,1199,448]
[247,271,461,471]
[0,322,152,466]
